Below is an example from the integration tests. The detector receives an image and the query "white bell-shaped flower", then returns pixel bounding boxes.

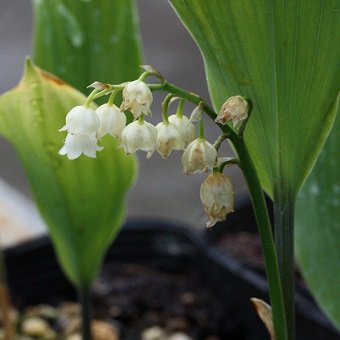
[155,122,183,159]
[168,114,196,147]
[121,120,157,158]
[95,103,126,138]
[59,133,103,160]
[215,96,248,127]
[200,172,234,228]
[121,80,153,118]
[181,138,217,175]
[59,105,100,136]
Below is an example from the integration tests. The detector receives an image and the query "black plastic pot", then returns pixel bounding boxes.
[4,216,339,339]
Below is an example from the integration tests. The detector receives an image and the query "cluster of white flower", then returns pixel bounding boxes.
[59,73,248,227]
[59,79,199,162]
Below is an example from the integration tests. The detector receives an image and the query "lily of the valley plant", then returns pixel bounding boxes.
[57,66,291,340]
[1,2,337,340]
[59,69,242,228]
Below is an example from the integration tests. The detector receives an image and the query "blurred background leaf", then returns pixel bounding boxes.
[295,109,340,329]
[0,60,136,288]
[33,0,142,91]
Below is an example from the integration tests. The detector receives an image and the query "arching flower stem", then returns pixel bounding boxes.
[198,117,205,139]
[176,98,185,118]
[213,133,228,152]
[161,93,173,124]
[138,71,151,81]
[107,90,119,106]
[218,159,240,173]
[85,88,100,107]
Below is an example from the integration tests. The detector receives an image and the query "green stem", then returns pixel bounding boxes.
[138,71,151,81]
[176,98,185,117]
[161,94,173,123]
[85,89,100,107]
[218,158,240,173]
[107,90,118,106]
[78,286,92,340]
[150,82,239,142]
[213,133,228,151]
[138,114,145,124]
[234,138,288,340]
[198,118,205,138]
[274,192,296,340]
[150,82,219,123]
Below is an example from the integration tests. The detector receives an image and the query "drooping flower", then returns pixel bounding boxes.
[168,114,196,147]
[59,105,100,136]
[95,103,126,138]
[215,96,248,127]
[121,80,153,118]
[200,172,234,228]
[121,120,157,158]
[155,121,183,158]
[181,138,217,174]
[59,133,103,160]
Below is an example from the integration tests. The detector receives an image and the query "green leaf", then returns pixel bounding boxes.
[295,107,340,329]
[32,0,142,91]
[169,0,340,198]
[0,60,136,288]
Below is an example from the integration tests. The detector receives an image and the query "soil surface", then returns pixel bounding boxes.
[215,232,264,269]
[8,263,245,340]
[215,231,305,286]
[92,263,241,339]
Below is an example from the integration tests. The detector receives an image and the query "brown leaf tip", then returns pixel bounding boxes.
[41,70,66,86]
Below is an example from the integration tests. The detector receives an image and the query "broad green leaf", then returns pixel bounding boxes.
[296,109,340,329]
[0,60,136,288]
[33,0,142,91]
[169,0,340,198]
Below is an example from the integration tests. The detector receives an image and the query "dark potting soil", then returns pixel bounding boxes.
[215,231,305,286]
[215,232,263,269]
[12,262,246,339]
[91,262,243,340]
[6,220,339,339]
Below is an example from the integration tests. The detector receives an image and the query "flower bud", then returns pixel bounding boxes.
[181,138,217,175]
[121,80,153,118]
[155,122,183,158]
[59,133,103,160]
[200,172,234,228]
[121,120,157,158]
[59,105,100,136]
[215,96,248,127]
[168,114,196,147]
[95,103,126,138]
